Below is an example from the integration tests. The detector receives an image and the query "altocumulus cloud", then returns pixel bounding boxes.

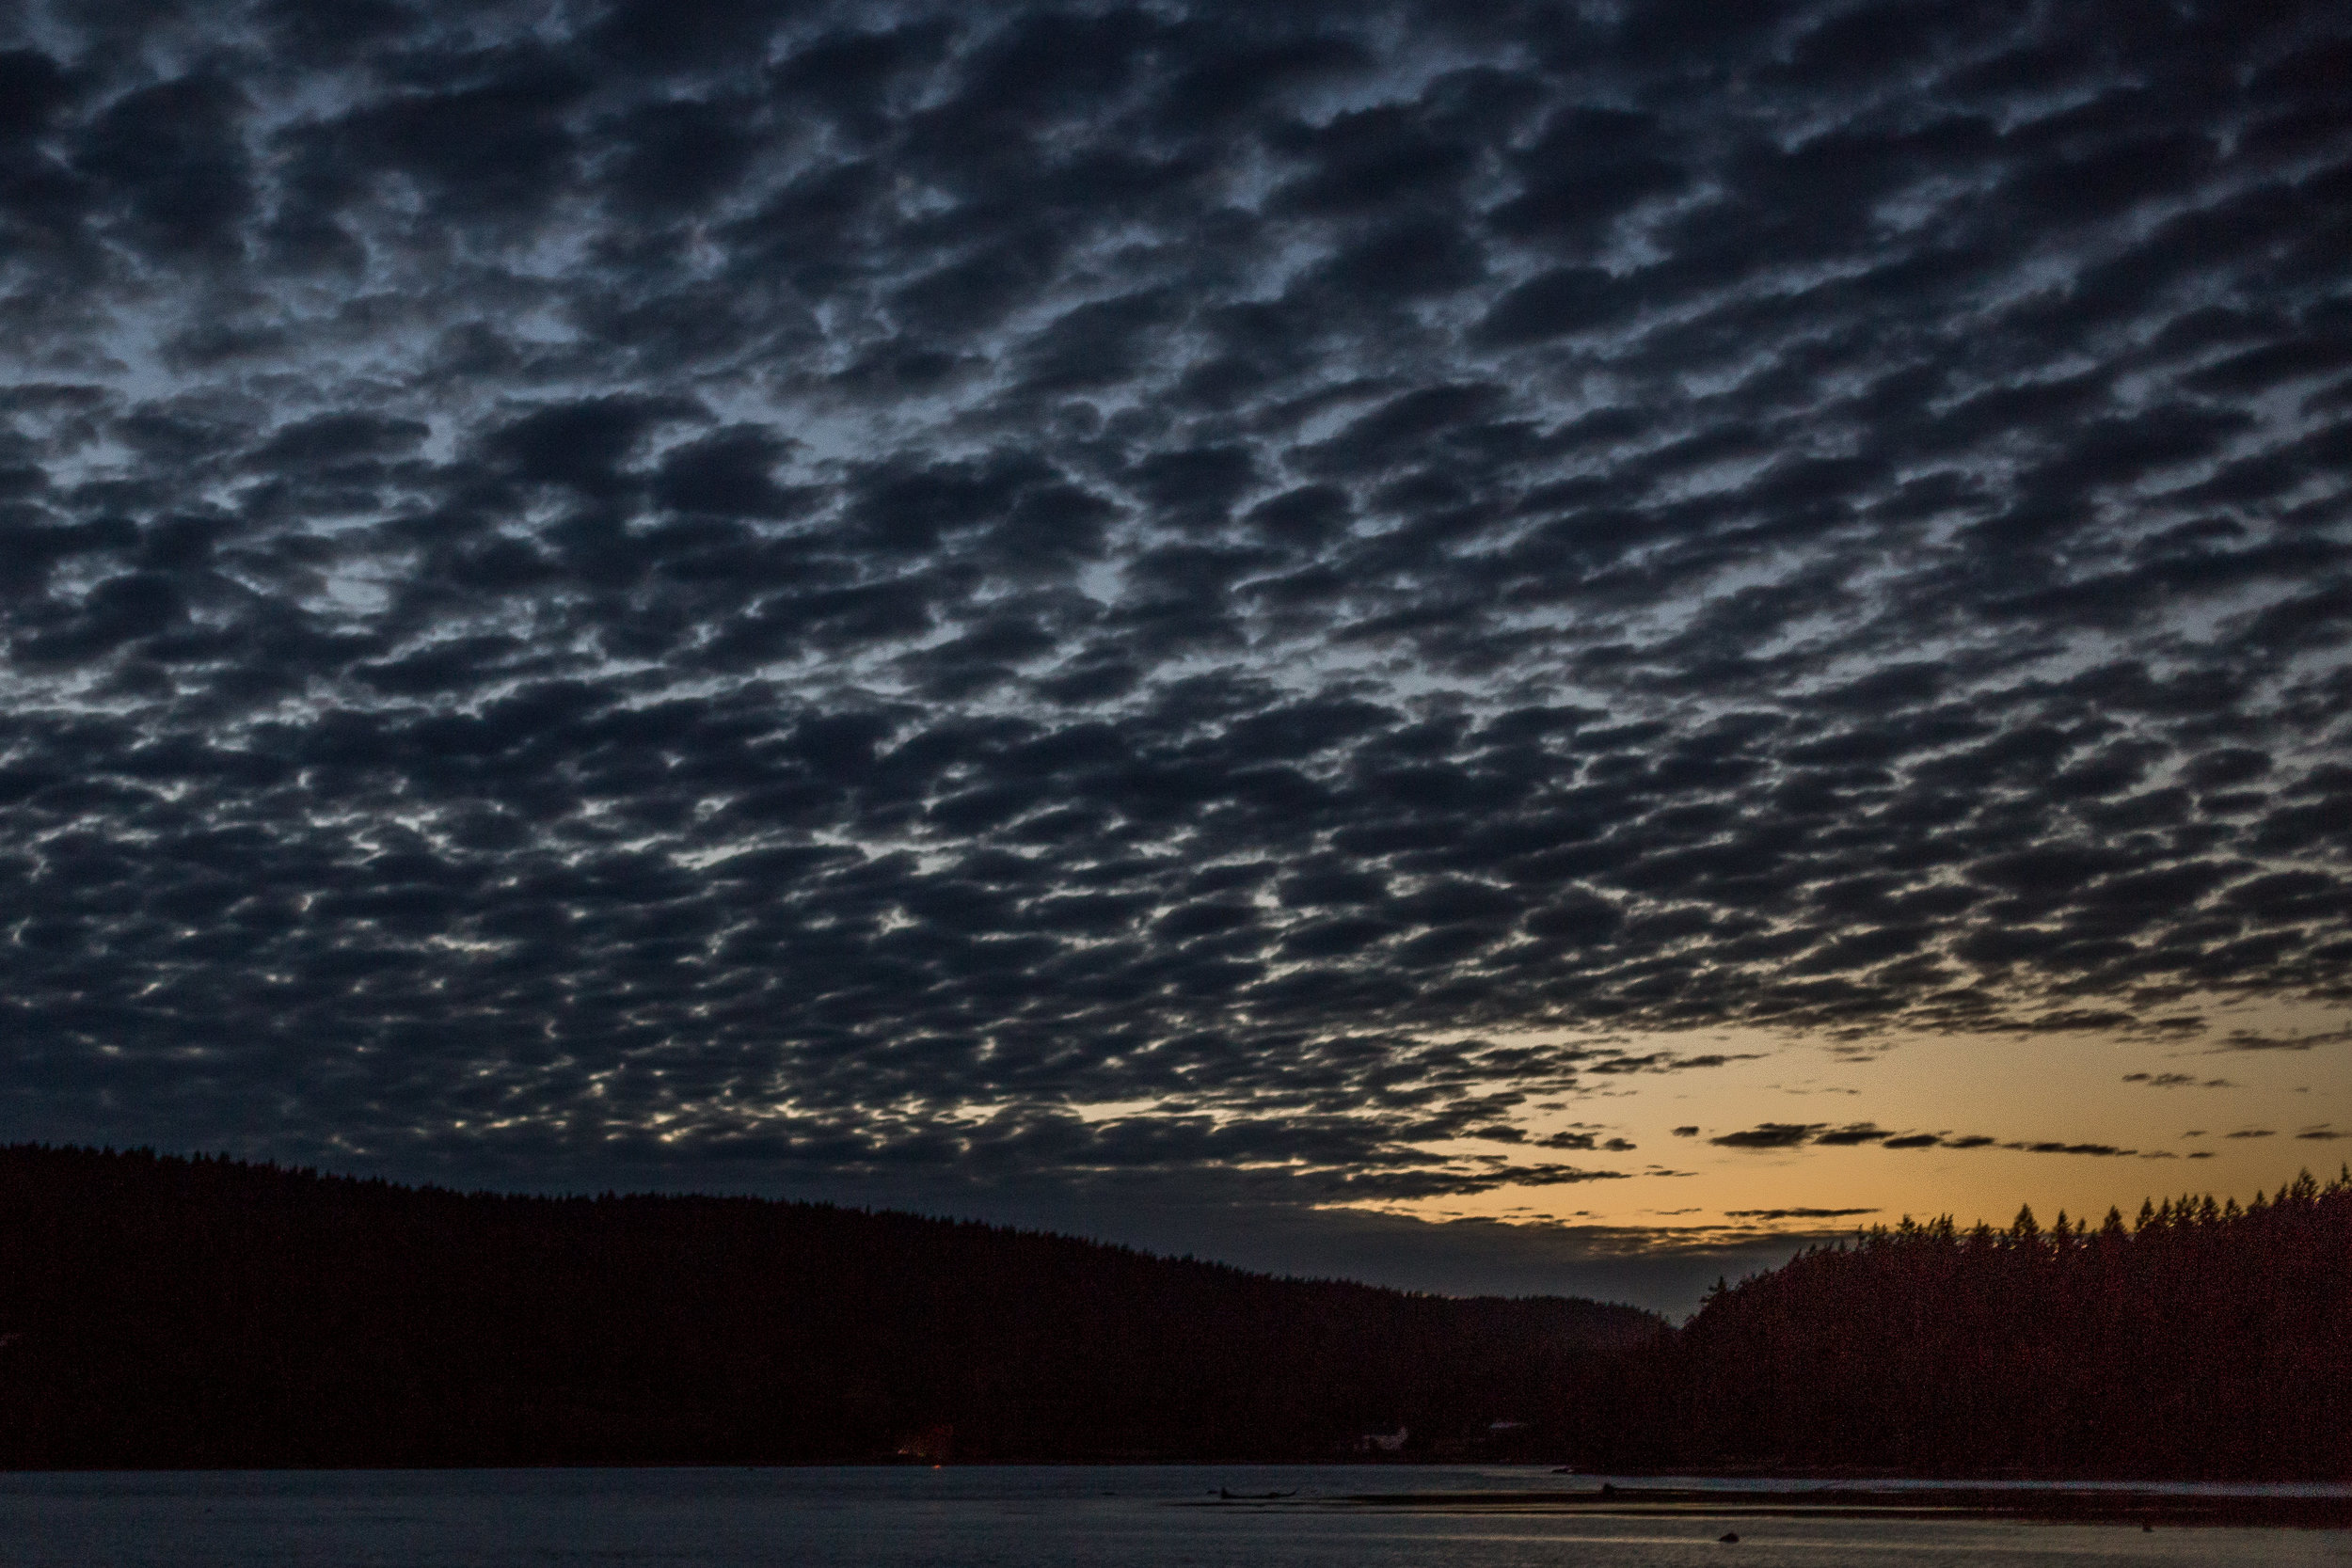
[1710,1122,2147,1157]
[0,0,2348,1246]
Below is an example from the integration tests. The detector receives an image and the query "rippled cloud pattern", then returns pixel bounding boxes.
[2,0,2348,1213]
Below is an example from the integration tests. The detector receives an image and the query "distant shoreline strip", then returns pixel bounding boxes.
[1319,1486,2352,1528]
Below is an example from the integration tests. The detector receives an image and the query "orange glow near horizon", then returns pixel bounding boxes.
[1367,1003,2351,1254]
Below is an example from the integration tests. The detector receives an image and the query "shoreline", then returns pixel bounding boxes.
[1327,1483,2352,1529]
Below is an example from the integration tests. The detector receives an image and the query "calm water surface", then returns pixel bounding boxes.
[0,1465,2343,1567]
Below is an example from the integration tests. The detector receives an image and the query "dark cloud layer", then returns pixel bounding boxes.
[1,0,2348,1260]
[1709,1121,2159,1157]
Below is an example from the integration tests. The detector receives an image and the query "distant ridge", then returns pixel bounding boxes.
[0,1144,1658,1468]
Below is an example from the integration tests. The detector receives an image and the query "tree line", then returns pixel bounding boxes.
[0,1144,1650,1467]
[1578,1168,2352,1479]
[2,1143,2343,1474]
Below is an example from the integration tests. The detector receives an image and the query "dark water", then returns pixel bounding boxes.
[0,1465,2343,1567]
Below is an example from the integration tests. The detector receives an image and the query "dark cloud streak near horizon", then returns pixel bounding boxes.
[1,0,2348,1246]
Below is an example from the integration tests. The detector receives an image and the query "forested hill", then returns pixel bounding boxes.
[1587,1169,2352,1481]
[0,1145,1658,1468]
[8,1145,2344,1477]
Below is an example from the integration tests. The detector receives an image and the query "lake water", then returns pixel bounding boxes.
[0,1465,2343,1567]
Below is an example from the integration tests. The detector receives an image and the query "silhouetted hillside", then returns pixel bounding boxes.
[1582,1168,2352,1480]
[13,1145,2343,1477]
[0,1145,1657,1467]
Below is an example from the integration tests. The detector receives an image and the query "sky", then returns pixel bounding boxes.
[2,0,2348,1315]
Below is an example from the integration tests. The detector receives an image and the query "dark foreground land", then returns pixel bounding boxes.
[1606,1170,2352,1481]
[0,1145,1653,1467]
[2,1145,2347,1478]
